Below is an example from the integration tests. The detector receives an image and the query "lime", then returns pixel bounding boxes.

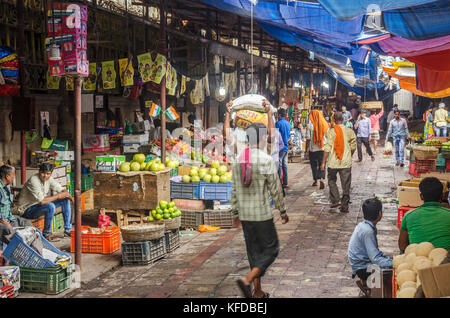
[155,214,163,220]
[151,210,157,217]
[168,207,175,213]
[164,208,169,214]
[170,213,177,219]
[163,213,171,219]
[168,202,176,208]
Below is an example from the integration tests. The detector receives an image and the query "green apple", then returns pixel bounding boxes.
[150,163,159,171]
[158,163,166,171]
[209,168,217,176]
[191,175,200,182]
[219,175,229,183]
[182,175,191,183]
[212,175,220,183]
[133,153,146,164]
[217,165,228,176]
[140,162,147,171]
[203,174,212,182]
[211,160,220,169]
[119,162,131,172]
[165,157,171,165]
[190,169,198,177]
[130,162,141,171]
[198,170,207,179]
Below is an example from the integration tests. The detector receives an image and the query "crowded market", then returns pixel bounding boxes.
[0,0,449,301]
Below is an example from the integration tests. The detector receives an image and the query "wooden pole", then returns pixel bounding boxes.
[160,0,167,163]
[74,76,82,268]
[17,0,26,185]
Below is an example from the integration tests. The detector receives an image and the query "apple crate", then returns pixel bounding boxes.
[164,229,180,253]
[203,209,233,228]
[170,181,200,200]
[180,209,204,229]
[121,236,167,265]
[199,181,232,200]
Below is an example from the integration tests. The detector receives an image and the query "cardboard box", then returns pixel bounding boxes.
[418,263,450,298]
[397,178,448,207]
[123,133,149,145]
[361,101,383,110]
[55,150,74,161]
[177,165,192,176]
[96,155,126,172]
[83,134,110,153]
[64,58,88,76]
[81,189,94,211]
[123,144,140,153]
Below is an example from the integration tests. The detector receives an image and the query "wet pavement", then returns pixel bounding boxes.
[58,149,409,298]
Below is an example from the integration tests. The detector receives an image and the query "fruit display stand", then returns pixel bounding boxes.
[94,168,171,211]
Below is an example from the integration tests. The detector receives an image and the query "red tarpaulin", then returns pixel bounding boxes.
[407,49,450,72]
[416,65,450,93]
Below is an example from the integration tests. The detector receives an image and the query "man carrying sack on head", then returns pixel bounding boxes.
[321,112,357,213]
[306,109,329,189]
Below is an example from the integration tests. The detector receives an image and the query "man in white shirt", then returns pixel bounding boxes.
[16,163,73,242]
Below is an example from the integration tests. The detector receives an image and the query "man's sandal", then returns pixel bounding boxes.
[236,279,252,298]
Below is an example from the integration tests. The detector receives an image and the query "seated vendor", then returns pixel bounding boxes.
[348,198,393,296]
[398,177,450,252]
[0,165,32,244]
[15,162,73,242]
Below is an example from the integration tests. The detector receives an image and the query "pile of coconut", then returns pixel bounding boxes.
[393,242,448,298]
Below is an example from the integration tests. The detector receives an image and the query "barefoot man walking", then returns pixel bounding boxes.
[231,122,289,298]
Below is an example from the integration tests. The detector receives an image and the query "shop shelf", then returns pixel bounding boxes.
[180,209,204,229]
[19,266,72,295]
[121,237,167,265]
[2,231,71,269]
[164,229,180,253]
[203,210,233,228]
[170,181,200,200]
[70,226,121,254]
[397,206,415,229]
[199,181,232,200]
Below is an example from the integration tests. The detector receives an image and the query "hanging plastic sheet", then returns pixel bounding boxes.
[383,0,450,41]
[316,0,437,20]
[416,65,450,93]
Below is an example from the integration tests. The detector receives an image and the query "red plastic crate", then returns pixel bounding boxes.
[70,226,121,254]
[414,159,436,174]
[397,206,415,229]
[408,163,420,177]
[0,285,15,298]
[32,218,44,233]
[446,159,450,172]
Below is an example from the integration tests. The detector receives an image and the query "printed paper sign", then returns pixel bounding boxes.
[119,58,134,86]
[102,60,116,89]
[83,62,97,90]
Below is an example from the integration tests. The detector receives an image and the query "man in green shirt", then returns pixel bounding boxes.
[399,177,450,252]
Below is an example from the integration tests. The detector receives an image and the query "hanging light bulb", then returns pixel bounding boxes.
[219,85,226,96]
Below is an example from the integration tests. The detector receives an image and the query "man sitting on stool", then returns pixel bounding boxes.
[15,162,73,242]
[348,198,393,297]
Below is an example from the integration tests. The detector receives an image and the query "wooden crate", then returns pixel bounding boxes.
[81,189,94,211]
[94,169,170,210]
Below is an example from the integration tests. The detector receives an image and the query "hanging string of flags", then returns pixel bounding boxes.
[46,51,238,103]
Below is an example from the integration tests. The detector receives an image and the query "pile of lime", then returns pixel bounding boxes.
[147,200,181,221]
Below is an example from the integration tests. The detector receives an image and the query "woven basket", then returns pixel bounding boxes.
[164,216,181,231]
[413,146,439,160]
[442,150,450,159]
[120,224,165,242]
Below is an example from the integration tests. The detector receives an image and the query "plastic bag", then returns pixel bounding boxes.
[231,94,277,113]
[198,225,221,232]
[384,141,393,154]
[98,214,111,228]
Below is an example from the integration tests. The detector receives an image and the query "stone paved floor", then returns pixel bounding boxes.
[64,150,410,298]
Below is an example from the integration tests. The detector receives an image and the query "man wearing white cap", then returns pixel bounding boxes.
[434,103,449,137]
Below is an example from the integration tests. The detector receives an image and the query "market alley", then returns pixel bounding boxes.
[63,151,408,298]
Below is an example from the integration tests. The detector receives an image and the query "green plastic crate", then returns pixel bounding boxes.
[436,153,446,167]
[20,266,72,295]
[52,213,64,233]
[70,172,93,192]
[170,167,178,177]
